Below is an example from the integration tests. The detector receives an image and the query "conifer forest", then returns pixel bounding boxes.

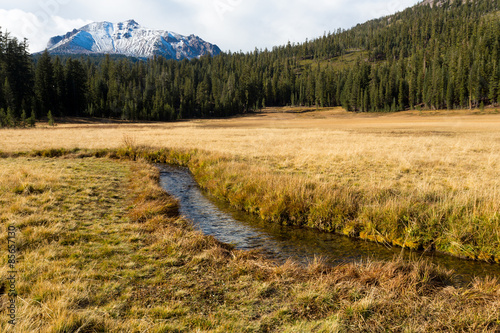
[1,0,500,125]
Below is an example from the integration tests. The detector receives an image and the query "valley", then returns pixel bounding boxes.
[1,0,500,331]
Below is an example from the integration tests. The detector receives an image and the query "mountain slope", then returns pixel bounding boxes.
[45,19,221,60]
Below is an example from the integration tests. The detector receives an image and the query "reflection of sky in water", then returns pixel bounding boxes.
[158,164,500,282]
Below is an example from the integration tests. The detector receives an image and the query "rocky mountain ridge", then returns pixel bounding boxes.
[44,19,221,60]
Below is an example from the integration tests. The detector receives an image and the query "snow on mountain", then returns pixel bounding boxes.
[45,19,221,60]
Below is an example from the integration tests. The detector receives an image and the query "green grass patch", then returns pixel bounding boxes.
[300,50,370,71]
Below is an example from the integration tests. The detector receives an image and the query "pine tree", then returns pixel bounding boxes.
[446,77,455,109]
[3,78,15,111]
[20,109,26,127]
[6,107,15,127]
[47,110,54,126]
[488,60,499,105]
[29,110,36,127]
[53,56,66,116]
[0,108,5,127]
[64,59,88,117]
[34,50,55,117]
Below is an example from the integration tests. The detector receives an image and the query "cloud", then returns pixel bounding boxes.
[154,0,419,52]
[0,9,91,52]
[0,0,420,53]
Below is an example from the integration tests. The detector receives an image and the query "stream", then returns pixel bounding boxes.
[158,164,500,283]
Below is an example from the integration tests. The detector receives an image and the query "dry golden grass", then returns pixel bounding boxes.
[1,156,499,332]
[1,107,499,260]
[2,108,499,208]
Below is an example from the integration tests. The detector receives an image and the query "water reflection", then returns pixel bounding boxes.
[158,164,500,282]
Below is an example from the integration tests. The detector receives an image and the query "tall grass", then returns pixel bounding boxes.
[1,156,499,331]
[16,143,498,262]
[109,146,500,263]
[1,109,498,260]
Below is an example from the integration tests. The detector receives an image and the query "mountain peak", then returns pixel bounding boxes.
[44,20,221,60]
[125,19,139,26]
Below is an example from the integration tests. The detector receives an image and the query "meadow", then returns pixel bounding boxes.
[1,107,500,331]
[1,107,499,260]
[0,156,499,332]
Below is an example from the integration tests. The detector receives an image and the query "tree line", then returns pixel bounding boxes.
[1,0,499,126]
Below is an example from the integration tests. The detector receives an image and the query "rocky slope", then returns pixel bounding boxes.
[45,19,221,60]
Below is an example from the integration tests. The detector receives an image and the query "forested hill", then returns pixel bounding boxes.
[1,0,500,125]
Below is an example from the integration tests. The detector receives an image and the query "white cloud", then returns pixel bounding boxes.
[0,9,91,52]
[155,0,420,52]
[0,0,420,54]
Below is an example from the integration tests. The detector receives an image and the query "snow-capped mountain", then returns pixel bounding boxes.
[45,19,221,60]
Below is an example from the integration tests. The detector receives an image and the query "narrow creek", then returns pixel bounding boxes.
[158,164,500,282]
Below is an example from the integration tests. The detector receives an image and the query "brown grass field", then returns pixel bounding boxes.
[1,107,499,259]
[0,157,499,332]
[1,107,500,331]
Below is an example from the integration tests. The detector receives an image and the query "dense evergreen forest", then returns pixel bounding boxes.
[1,0,500,125]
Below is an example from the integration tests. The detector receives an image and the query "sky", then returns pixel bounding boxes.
[0,0,420,53]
